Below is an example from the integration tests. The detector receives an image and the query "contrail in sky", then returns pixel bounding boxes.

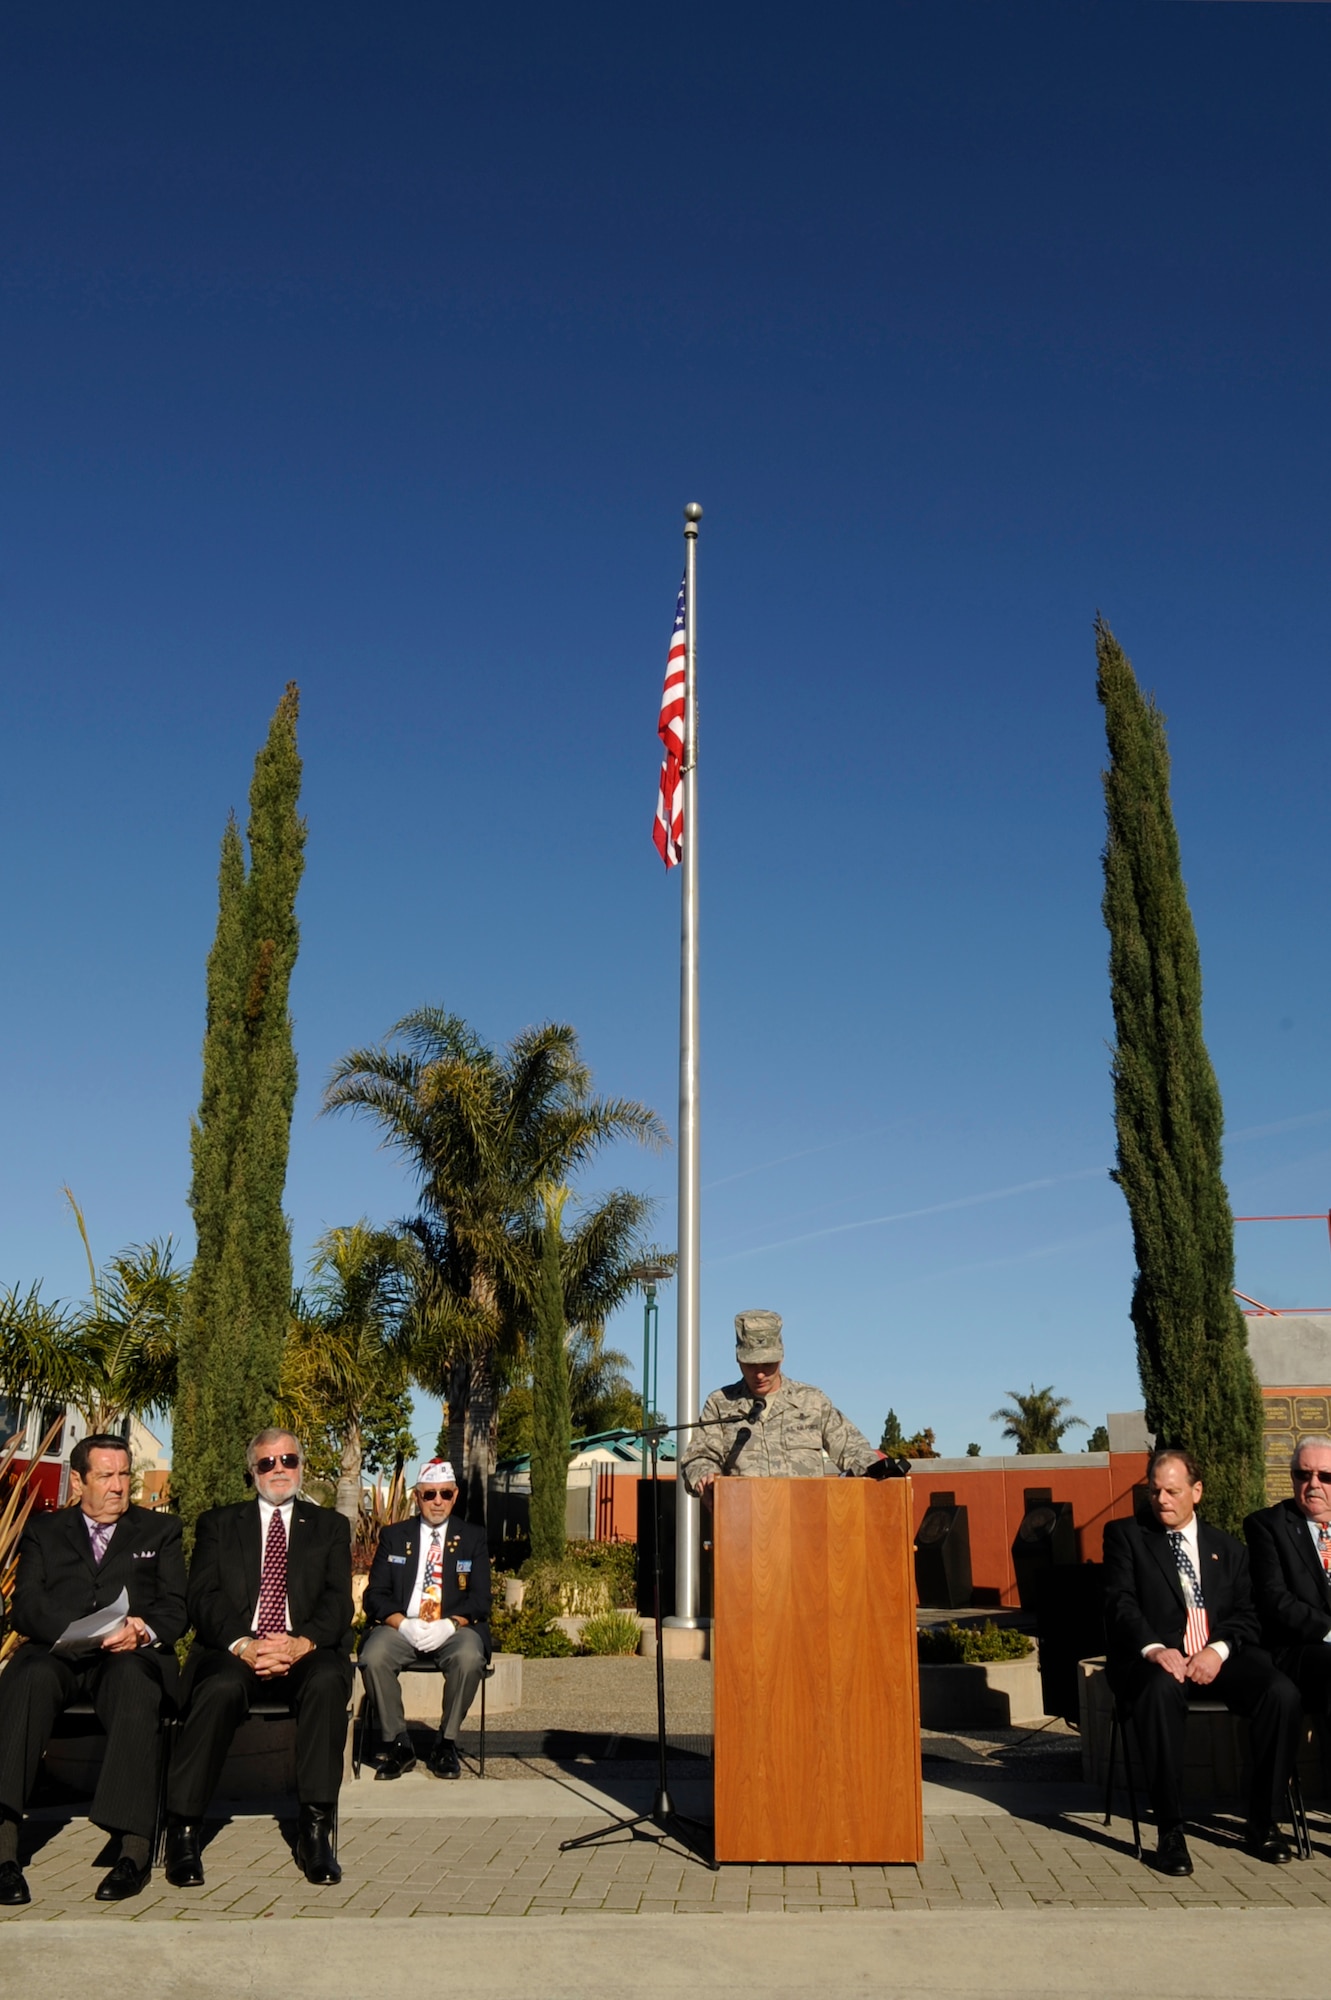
[874,1223,1126,1293]
[688,1108,1330,1215]
[1228,1109,1331,1144]
[706,1165,1111,1266]
[701,1121,906,1193]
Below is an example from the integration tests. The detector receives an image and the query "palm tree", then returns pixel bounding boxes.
[323,1008,665,1520]
[278,1223,413,1521]
[568,1322,641,1439]
[0,1196,188,1451]
[991,1384,1087,1455]
[82,1240,189,1428]
[492,1320,642,1460]
[57,1190,188,1429]
[0,1284,95,1421]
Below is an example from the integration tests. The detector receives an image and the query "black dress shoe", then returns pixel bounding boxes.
[1155,1824,1193,1877]
[95,1857,149,1902]
[1244,1823,1296,1865]
[427,1737,461,1779]
[295,1805,341,1886]
[0,1860,30,1906]
[164,1820,205,1888]
[375,1739,417,1781]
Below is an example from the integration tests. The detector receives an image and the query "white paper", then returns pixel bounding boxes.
[53,1588,129,1652]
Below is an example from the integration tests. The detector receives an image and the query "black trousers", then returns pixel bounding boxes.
[1276,1641,1331,1720]
[167,1647,351,1815]
[0,1645,170,1838]
[1116,1646,1303,1829]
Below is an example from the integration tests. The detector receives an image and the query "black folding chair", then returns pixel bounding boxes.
[1103,1693,1311,1860]
[352,1655,495,1780]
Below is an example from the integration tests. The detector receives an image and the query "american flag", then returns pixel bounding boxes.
[1170,1531,1211,1655]
[652,576,687,868]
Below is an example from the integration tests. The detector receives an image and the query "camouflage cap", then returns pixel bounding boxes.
[734,1309,784,1364]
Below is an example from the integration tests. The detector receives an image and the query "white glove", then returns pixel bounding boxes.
[398,1615,456,1653]
[414,1617,456,1653]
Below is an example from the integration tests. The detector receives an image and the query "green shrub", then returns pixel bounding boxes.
[489,1603,575,1658]
[565,1539,637,1605]
[916,1620,1033,1666]
[578,1609,644,1656]
[521,1562,611,1617]
[519,1538,636,1611]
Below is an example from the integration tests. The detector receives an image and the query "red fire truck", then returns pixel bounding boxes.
[0,1399,92,1511]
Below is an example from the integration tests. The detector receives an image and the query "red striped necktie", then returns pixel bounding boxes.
[256,1507,288,1636]
[1318,1524,1331,1576]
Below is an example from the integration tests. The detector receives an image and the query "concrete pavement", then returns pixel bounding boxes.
[3,1910,1329,1999]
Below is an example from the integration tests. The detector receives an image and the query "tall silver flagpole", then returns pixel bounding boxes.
[670,500,704,1629]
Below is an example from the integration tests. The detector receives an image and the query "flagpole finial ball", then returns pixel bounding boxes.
[683,501,703,523]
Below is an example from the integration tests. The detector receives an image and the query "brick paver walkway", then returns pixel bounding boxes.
[6,1804,1331,1920]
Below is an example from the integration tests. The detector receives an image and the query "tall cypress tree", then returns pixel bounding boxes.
[1097,619,1263,1534]
[173,684,305,1528]
[529,1188,571,1564]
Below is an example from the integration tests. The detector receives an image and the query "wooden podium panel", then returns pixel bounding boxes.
[712,1478,922,1863]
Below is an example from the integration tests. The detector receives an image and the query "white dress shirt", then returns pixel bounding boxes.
[1142,1513,1230,1663]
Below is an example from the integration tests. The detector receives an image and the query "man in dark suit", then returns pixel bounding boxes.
[0,1431,186,1905]
[163,1428,353,1890]
[359,1458,491,1779]
[1246,1434,1331,1725]
[1104,1446,1302,1877]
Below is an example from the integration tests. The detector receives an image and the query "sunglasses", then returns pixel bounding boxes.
[254,1453,301,1474]
[1294,1469,1331,1486]
[419,1487,457,1501]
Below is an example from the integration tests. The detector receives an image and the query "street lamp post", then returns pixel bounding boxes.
[629,1259,674,1476]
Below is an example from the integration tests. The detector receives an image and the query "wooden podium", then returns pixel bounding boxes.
[712,1477,923,1864]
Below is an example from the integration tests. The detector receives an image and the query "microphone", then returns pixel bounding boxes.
[720,1399,765,1477]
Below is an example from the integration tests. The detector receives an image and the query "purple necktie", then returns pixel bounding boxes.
[87,1519,112,1564]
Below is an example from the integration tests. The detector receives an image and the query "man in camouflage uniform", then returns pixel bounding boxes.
[680,1309,878,1500]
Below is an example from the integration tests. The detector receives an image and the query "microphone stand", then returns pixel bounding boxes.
[558,1412,735,1871]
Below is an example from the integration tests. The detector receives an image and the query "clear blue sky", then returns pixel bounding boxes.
[4,2,1330,1464]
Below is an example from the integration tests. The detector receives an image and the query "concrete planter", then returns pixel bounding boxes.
[402,1649,523,1720]
[639,1621,710,1661]
[503,1577,527,1610]
[918,1648,1044,1729]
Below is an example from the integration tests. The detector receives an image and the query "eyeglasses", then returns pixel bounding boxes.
[254,1453,301,1474]
[419,1487,457,1501]
[1294,1468,1331,1486]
